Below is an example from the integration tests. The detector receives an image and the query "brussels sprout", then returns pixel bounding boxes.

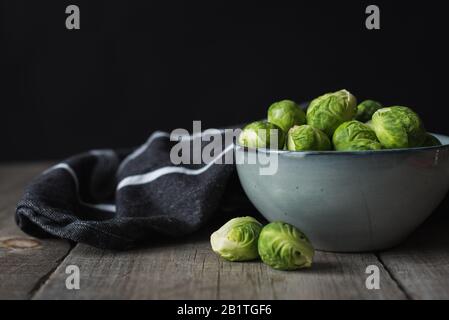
[258,222,314,270]
[238,121,286,149]
[210,217,263,262]
[337,139,383,151]
[371,106,426,149]
[333,120,382,151]
[268,100,306,132]
[306,89,357,137]
[422,133,442,147]
[287,125,331,151]
[355,100,383,122]
[365,120,373,129]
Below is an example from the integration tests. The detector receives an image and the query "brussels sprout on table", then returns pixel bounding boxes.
[258,222,314,270]
[306,89,358,137]
[238,120,286,149]
[287,125,331,151]
[268,100,306,132]
[422,133,442,147]
[355,100,383,122]
[333,120,382,151]
[371,106,426,149]
[210,216,263,262]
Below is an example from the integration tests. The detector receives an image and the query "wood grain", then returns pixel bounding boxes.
[378,195,449,299]
[1,162,449,300]
[34,231,406,300]
[0,162,72,300]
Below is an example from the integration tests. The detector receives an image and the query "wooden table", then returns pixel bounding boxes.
[1,162,449,300]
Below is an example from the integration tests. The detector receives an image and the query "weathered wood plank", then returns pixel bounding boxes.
[0,162,53,233]
[34,230,406,300]
[13,162,449,300]
[0,162,72,300]
[379,194,449,299]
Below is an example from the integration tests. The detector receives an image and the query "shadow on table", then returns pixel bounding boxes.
[133,181,449,255]
[385,191,449,253]
[133,207,264,251]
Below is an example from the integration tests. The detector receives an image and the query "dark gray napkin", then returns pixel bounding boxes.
[15,130,243,249]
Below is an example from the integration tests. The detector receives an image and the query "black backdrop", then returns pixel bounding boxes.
[0,0,445,161]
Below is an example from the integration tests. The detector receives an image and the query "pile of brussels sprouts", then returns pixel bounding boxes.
[210,217,314,271]
[238,89,441,151]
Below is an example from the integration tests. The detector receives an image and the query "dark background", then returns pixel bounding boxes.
[0,0,445,161]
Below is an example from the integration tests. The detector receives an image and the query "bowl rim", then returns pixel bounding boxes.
[235,132,449,156]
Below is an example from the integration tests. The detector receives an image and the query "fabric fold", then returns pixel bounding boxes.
[15,130,243,249]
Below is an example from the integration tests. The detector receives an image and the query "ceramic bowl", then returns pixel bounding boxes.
[235,133,449,252]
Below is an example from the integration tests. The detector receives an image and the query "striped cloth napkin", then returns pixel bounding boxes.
[15,130,248,249]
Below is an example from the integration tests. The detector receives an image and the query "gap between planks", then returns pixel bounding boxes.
[28,243,76,299]
[375,253,412,300]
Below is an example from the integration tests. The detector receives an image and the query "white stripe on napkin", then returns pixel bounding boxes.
[44,163,117,213]
[43,130,231,212]
[117,129,226,174]
[117,131,171,174]
[117,143,233,190]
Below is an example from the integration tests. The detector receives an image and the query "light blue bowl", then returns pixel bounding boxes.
[235,133,449,252]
